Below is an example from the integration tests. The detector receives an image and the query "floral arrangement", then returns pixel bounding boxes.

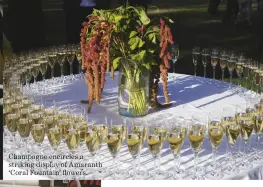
[80,5,174,114]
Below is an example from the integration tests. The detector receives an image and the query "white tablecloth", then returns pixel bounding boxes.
[3,73,263,180]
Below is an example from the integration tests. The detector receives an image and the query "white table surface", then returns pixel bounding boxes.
[3,73,263,180]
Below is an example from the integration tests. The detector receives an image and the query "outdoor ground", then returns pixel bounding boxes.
[148,0,262,81]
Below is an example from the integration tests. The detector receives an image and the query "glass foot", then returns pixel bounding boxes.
[111,169,129,179]
[130,169,149,179]
[95,168,110,179]
[149,169,170,179]
[205,170,224,179]
[205,162,222,172]
[185,174,205,180]
[169,168,185,179]
[188,166,206,176]
[223,165,240,175]
[238,161,253,170]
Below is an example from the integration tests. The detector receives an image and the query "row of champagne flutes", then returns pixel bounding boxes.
[3,44,83,94]
[192,47,263,93]
[4,79,263,180]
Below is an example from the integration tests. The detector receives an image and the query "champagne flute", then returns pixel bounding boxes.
[48,53,57,83]
[227,51,237,90]
[25,66,32,92]
[224,114,241,175]
[39,60,48,93]
[109,119,129,179]
[131,119,148,179]
[168,116,188,179]
[221,106,236,164]
[31,124,45,154]
[57,51,67,83]
[91,121,108,160]
[201,48,210,80]
[76,51,83,79]
[107,122,124,179]
[31,64,40,85]
[85,128,102,178]
[236,103,255,169]
[147,120,168,179]
[254,115,263,162]
[67,50,76,81]
[170,43,179,73]
[235,56,245,93]
[185,113,207,180]
[255,67,261,95]
[192,46,200,77]
[126,121,143,179]
[211,48,219,83]
[243,59,251,89]
[47,125,62,154]
[6,113,19,149]
[206,116,224,179]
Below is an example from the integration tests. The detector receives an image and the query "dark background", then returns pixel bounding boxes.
[1,0,263,78]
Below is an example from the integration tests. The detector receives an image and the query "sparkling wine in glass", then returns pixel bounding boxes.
[192,46,200,77]
[185,113,207,180]
[170,43,179,73]
[201,48,210,79]
[227,52,237,90]
[67,51,76,81]
[211,48,219,82]
[48,54,57,82]
[168,116,188,179]
[147,119,168,179]
[206,116,224,179]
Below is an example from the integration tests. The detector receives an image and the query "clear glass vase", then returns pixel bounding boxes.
[118,64,150,117]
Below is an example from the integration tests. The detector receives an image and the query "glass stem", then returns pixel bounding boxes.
[256,136,260,159]
[229,145,235,170]
[61,68,64,77]
[204,66,206,78]
[174,154,181,172]
[242,142,247,164]
[213,68,216,79]
[212,148,217,171]
[70,64,73,76]
[194,65,197,76]
[12,133,16,147]
[222,69,225,81]
[34,77,37,84]
[229,73,233,87]
[51,67,54,79]
[133,157,137,177]
[157,155,161,171]
[24,138,28,153]
[193,152,198,177]
[79,61,82,74]
[238,77,241,87]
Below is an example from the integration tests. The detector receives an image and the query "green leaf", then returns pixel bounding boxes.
[138,39,145,48]
[129,31,137,38]
[128,6,150,25]
[114,15,124,22]
[152,35,156,44]
[130,50,146,62]
[113,57,122,70]
[168,19,174,23]
[129,36,140,51]
[142,63,151,70]
[148,49,155,54]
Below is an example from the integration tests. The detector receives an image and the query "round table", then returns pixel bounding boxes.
[3,73,263,180]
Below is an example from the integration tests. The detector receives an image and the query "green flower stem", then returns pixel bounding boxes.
[122,63,147,116]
